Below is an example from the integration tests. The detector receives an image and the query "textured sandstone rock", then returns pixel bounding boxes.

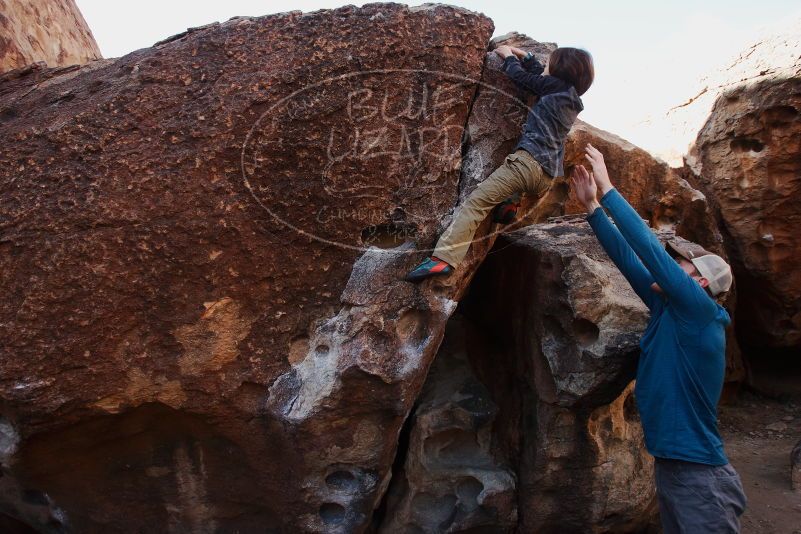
[377,315,516,533]
[0,0,101,73]
[380,216,667,532]
[458,218,662,532]
[793,439,801,492]
[686,25,801,350]
[564,122,721,249]
[378,217,672,533]
[661,17,801,165]
[0,5,494,532]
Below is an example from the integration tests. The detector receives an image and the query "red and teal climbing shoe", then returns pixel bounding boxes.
[405,256,453,282]
[492,197,519,224]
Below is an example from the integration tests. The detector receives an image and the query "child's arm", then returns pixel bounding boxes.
[510,46,544,74]
[495,46,565,96]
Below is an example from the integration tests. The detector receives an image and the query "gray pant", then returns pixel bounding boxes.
[654,458,747,533]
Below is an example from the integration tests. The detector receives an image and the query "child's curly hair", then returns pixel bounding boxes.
[549,47,594,96]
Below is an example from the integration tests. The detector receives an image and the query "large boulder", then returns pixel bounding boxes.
[0,4,495,532]
[460,217,663,533]
[0,0,101,74]
[378,217,672,533]
[685,20,801,351]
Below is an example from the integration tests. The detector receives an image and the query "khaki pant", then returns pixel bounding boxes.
[434,149,552,266]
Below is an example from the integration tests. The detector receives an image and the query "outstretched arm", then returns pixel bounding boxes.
[495,45,565,96]
[583,145,718,322]
[571,165,658,310]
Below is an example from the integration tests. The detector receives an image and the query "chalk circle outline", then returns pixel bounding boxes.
[240,68,540,254]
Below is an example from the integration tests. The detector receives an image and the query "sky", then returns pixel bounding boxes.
[76,0,800,159]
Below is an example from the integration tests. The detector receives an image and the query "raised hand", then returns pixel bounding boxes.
[571,165,600,212]
[584,143,613,194]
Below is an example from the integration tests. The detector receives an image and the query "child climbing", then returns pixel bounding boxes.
[405,44,594,282]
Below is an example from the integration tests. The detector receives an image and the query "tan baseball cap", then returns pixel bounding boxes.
[665,239,733,296]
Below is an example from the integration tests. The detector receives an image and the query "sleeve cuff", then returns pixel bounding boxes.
[599,187,618,206]
[502,55,519,68]
[586,205,605,223]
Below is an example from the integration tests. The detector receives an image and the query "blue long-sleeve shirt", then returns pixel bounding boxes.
[587,188,731,466]
[500,54,583,178]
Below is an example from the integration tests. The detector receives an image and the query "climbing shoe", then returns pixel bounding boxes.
[493,198,519,224]
[405,256,453,282]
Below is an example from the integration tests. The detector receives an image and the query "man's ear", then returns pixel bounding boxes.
[698,277,709,288]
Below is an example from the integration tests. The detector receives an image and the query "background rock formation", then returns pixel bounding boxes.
[686,34,801,351]
[663,17,801,166]
[0,0,101,74]
[681,21,801,394]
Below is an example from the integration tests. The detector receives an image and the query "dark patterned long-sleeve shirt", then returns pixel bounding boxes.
[500,54,584,178]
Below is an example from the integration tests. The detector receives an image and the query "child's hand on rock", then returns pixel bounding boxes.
[510,46,529,59]
[494,45,513,59]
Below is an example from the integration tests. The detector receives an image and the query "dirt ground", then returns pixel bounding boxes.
[719,391,801,533]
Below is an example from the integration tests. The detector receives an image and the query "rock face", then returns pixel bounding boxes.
[0,0,101,74]
[686,23,801,351]
[0,5,495,532]
[663,17,801,165]
[460,218,662,533]
[377,315,517,532]
[793,439,801,492]
[563,122,720,248]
